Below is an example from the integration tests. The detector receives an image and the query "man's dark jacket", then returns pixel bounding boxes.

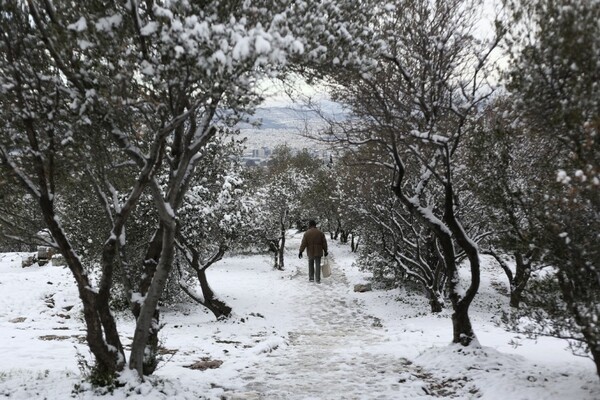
[300,227,328,258]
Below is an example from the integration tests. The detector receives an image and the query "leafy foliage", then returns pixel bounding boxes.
[503,0,600,374]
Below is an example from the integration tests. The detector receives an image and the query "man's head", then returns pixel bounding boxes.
[308,220,317,228]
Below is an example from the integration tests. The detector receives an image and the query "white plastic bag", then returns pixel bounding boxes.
[322,257,331,278]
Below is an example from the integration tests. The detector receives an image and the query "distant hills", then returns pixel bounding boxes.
[236,103,346,150]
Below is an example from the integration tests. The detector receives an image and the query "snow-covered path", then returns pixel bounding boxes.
[226,235,449,400]
[1,233,599,399]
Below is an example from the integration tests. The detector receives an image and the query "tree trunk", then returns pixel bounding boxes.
[340,230,349,243]
[443,182,480,346]
[438,232,477,345]
[509,291,521,308]
[557,263,600,379]
[273,248,280,269]
[350,234,358,252]
[486,249,531,309]
[428,291,444,313]
[592,346,600,379]
[452,303,476,346]
[267,239,279,269]
[176,240,232,320]
[197,268,232,319]
[278,235,285,270]
[129,219,177,377]
[391,162,479,347]
[39,195,125,378]
[277,209,287,270]
[333,220,341,240]
[129,227,164,375]
[510,251,531,308]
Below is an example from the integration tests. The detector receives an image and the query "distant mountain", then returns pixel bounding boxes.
[240,107,312,130]
[241,101,346,129]
[236,104,347,150]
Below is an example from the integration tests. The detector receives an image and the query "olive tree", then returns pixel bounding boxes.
[322,0,504,345]
[461,99,551,308]
[348,155,447,313]
[174,135,249,319]
[504,0,600,376]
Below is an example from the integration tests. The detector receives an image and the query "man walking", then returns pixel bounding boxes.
[299,220,328,283]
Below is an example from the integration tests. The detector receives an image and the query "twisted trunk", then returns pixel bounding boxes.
[442,182,480,346]
[39,194,125,376]
[391,149,479,346]
[197,267,232,319]
[176,241,232,319]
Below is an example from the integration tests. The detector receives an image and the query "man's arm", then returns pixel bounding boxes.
[299,234,307,253]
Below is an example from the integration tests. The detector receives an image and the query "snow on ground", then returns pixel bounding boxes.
[0,233,598,399]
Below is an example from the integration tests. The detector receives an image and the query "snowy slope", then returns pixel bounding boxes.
[0,234,598,399]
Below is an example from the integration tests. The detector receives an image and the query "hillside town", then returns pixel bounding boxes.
[241,145,333,167]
